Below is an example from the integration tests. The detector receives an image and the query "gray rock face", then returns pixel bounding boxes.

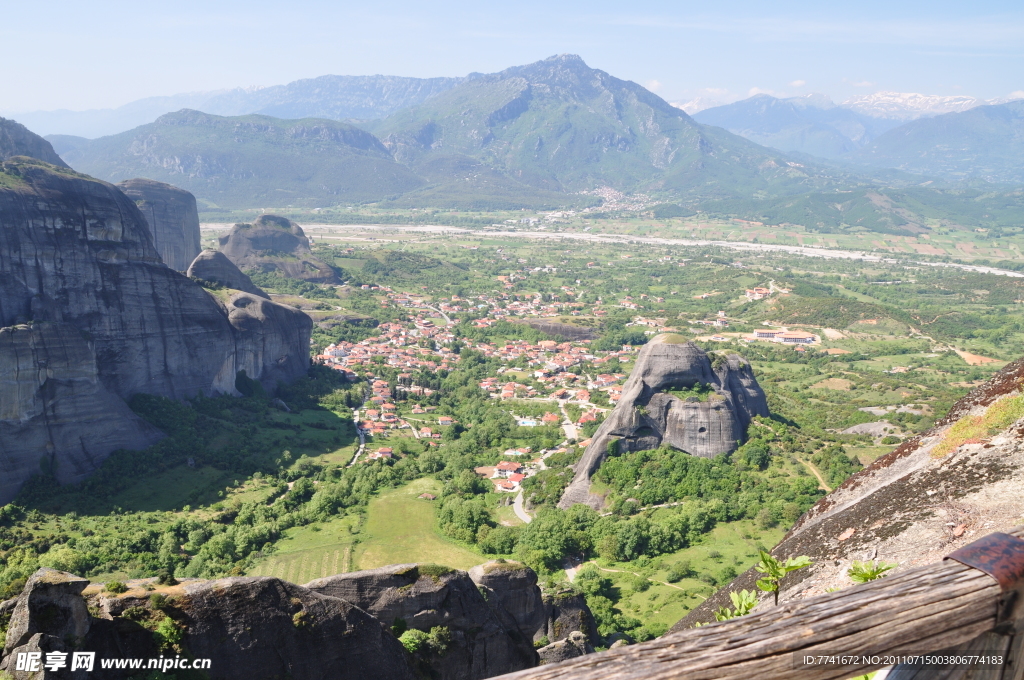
[116,178,201,271]
[469,561,545,641]
[0,118,68,167]
[219,214,337,283]
[187,250,269,298]
[559,335,769,509]
[0,158,311,503]
[1,569,90,657]
[0,323,162,502]
[175,577,416,680]
[538,590,600,644]
[305,563,538,680]
[0,573,417,680]
[536,630,594,664]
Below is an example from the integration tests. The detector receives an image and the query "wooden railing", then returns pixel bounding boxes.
[496,528,1024,680]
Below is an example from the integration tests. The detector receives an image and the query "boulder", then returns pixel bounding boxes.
[305,563,537,680]
[116,178,201,271]
[0,158,311,502]
[559,335,769,509]
[536,630,594,664]
[218,215,337,283]
[187,250,269,298]
[468,560,545,640]
[2,569,90,657]
[0,118,68,167]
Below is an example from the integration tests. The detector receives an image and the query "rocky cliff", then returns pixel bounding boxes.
[0,560,592,680]
[0,157,311,504]
[674,355,1024,629]
[559,335,769,509]
[0,118,68,167]
[218,214,338,283]
[116,178,201,271]
[306,563,538,680]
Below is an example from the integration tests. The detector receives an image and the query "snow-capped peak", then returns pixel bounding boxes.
[840,91,986,120]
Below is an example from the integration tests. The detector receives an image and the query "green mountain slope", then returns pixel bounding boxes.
[850,101,1024,183]
[367,55,856,201]
[47,110,425,208]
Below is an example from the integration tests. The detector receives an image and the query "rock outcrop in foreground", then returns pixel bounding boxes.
[117,178,201,271]
[675,354,1024,628]
[219,214,338,283]
[560,335,769,509]
[0,560,598,680]
[0,157,312,503]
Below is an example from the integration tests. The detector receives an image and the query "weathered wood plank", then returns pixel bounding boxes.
[495,556,1004,680]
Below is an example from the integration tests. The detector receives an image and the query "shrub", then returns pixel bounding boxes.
[399,629,429,654]
[153,616,184,652]
[105,581,128,594]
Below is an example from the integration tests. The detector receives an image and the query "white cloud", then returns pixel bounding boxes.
[1009,90,1024,99]
[645,79,662,92]
[790,80,806,87]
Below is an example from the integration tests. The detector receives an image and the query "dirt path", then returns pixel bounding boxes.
[573,560,687,591]
[798,457,832,492]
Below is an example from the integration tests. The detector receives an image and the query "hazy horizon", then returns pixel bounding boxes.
[2,0,1022,114]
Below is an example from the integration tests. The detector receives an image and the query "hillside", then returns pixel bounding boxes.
[676,355,1024,628]
[47,110,424,208]
[0,117,68,166]
[850,100,1024,183]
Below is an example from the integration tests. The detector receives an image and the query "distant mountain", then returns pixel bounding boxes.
[48,110,424,208]
[366,55,854,204]
[671,96,725,115]
[693,94,901,158]
[839,91,995,121]
[849,100,1024,183]
[10,75,464,138]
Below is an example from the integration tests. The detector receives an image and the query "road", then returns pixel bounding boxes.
[558,400,579,440]
[347,408,366,467]
[513,491,532,523]
[423,304,452,325]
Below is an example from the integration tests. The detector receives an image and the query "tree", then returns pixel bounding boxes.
[754,550,812,605]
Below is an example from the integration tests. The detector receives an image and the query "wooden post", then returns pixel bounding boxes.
[494,529,1024,680]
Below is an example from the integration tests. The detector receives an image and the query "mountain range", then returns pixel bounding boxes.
[694,93,1024,183]
[14,54,1024,231]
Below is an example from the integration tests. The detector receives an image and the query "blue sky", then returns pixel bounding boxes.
[2,0,1022,111]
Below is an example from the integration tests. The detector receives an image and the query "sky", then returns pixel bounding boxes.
[2,0,1023,112]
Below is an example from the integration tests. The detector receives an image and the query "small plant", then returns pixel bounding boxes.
[534,635,550,649]
[848,560,897,584]
[391,618,407,637]
[105,581,128,594]
[292,610,309,629]
[121,606,148,621]
[149,593,167,611]
[754,550,812,606]
[399,629,429,654]
[155,569,178,586]
[714,589,758,621]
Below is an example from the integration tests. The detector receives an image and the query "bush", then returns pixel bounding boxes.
[105,581,128,594]
[880,435,902,445]
[665,561,692,583]
[399,629,429,654]
[153,616,184,652]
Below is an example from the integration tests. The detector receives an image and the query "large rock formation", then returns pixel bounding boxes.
[305,563,538,679]
[1,570,417,680]
[187,249,269,298]
[674,355,1024,629]
[0,118,68,167]
[116,178,201,271]
[559,335,769,509]
[0,324,162,501]
[0,157,311,503]
[469,560,546,642]
[218,214,337,283]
